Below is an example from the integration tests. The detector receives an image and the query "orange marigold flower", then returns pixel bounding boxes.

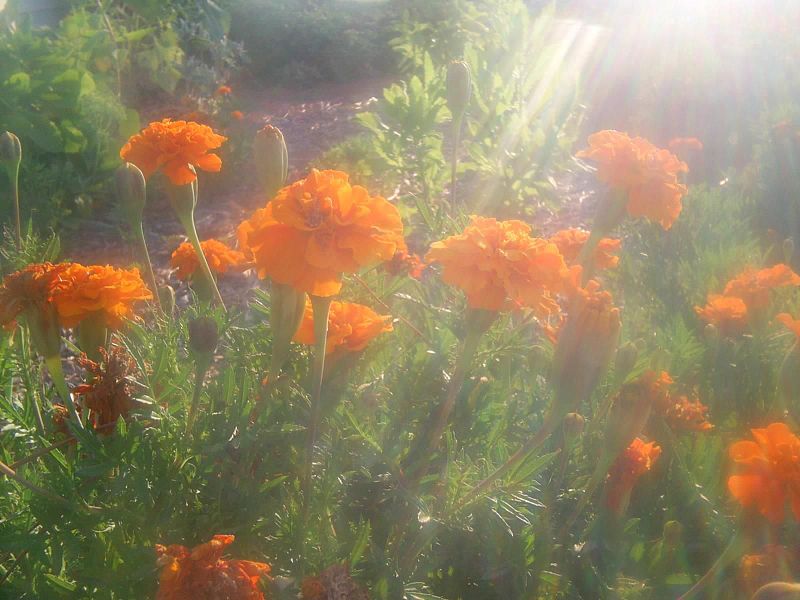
[231,110,244,121]
[667,137,703,154]
[426,216,576,315]
[73,347,136,431]
[663,393,714,432]
[155,535,270,600]
[170,239,247,281]
[216,85,232,96]
[293,300,393,355]
[728,422,800,524]
[777,312,800,338]
[577,130,688,230]
[0,262,68,330]
[695,294,749,335]
[739,545,795,597]
[51,264,152,329]
[605,437,661,514]
[383,249,426,279]
[120,119,227,186]
[238,169,405,296]
[299,565,368,600]
[723,264,800,312]
[548,228,621,270]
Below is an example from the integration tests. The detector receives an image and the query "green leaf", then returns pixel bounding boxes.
[348,521,370,567]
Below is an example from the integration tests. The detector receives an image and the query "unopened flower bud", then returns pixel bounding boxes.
[188,316,219,357]
[446,60,471,119]
[254,125,288,199]
[662,520,683,547]
[605,370,672,458]
[159,285,176,316]
[115,162,147,225]
[0,131,21,169]
[783,238,795,264]
[751,582,800,600]
[615,341,638,379]
[166,167,198,226]
[563,412,585,441]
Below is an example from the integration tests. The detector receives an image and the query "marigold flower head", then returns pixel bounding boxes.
[383,249,426,279]
[663,393,714,432]
[293,300,392,355]
[728,422,800,524]
[299,565,369,600]
[0,262,68,330]
[724,264,800,312]
[426,216,576,315]
[51,263,152,329]
[73,346,136,431]
[695,294,749,335]
[120,119,227,186]
[548,228,621,270]
[155,534,270,600]
[238,169,405,297]
[605,437,661,514]
[170,239,247,281]
[231,110,244,121]
[216,85,232,96]
[577,130,688,230]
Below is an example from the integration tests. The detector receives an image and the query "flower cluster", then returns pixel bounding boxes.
[426,216,577,314]
[155,535,270,600]
[293,300,393,356]
[238,169,405,297]
[695,264,800,333]
[171,239,247,281]
[662,393,714,432]
[74,346,137,431]
[120,119,227,185]
[577,130,688,230]
[728,422,800,523]
[605,437,662,514]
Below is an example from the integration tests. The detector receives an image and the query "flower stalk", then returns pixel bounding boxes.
[1,131,22,250]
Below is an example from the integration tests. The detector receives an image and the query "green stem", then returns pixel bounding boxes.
[0,459,72,508]
[133,221,162,314]
[185,363,208,435]
[450,114,463,208]
[10,158,21,250]
[176,211,226,312]
[18,330,45,436]
[302,295,333,508]
[43,355,84,430]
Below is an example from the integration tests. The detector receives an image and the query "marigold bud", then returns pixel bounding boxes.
[254,125,288,199]
[115,162,147,225]
[784,238,795,264]
[751,582,800,600]
[159,285,176,316]
[0,131,21,169]
[563,412,585,441]
[615,341,638,379]
[446,60,471,118]
[188,316,219,357]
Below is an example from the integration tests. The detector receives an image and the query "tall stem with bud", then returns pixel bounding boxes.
[1,131,22,250]
[445,61,471,208]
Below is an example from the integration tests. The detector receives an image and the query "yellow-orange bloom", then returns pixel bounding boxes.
[51,264,152,329]
[663,393,714,432]
[155,535,270,600]
[170,239,246,281]
[577,130,688,230]
[293,300,392,355]
[548,228,621,270]
[728,422,800,524]
[426,216,576,314]
[383,249,426,279]
[723,264,800,312]
[120,119,227,185]
[215,85,232,96]
[0,262,68,330]
[695,294,749,335]
[605,437,661,514]
[231,110,244,121]
[238,169,405,297]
